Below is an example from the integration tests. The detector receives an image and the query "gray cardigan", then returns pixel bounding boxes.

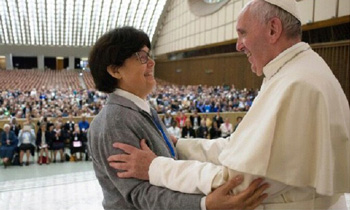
[88,93,203,210]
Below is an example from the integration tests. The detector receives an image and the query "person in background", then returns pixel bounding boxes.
[9,117,21,136]
[47,124,55,162]
[25,114,36,130]
[233,116,243,132]
[88,26,267,210]
[108,0,349,209]
[36,123,51,165]
[17,124,36,166]
[167,121,181,139]
[22,103,32,118]
[220,117,233,138]
[181,119,196,138]
[189,109,201,132]
[175,111,187,128]
[37,116,51,130]
[196,119,208,138]
[64,114,75,144]
[70,124,84,161]
[162,110,174,129]
[51,122,65,163]
[0,124,18,168]
[212,111,223,128]
[78,114,89,138]
[208,121,221,139]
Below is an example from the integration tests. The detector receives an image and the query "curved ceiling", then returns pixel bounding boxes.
[0,0,167,47]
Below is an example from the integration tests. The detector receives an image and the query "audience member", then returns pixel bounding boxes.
[189,109,201,131]
[181,119,196,138]
[212,111,224,128]
[196,119,208,138]
[51,122,65,163]
[208,121,221,139]
[78,115,89,136]
[233,116,243,132]
[175,111,187,128]
[17,123,36,166]
[70,124,85,161]
[167,121,181,139]
[0,124,18,168]
[162,111,174,129]
[36,123,51,165]
[9,117,21,136]
[220,117,233,137]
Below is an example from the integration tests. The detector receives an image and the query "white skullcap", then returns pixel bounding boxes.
[264,0,301,22]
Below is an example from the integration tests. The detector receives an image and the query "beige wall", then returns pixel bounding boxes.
[154,0,350,56]
[0,57,5,70]
[155,52,264,89]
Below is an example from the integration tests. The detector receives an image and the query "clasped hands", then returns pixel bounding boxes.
[107,139,269,210]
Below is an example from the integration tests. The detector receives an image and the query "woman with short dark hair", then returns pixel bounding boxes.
[87,26,204,210]
[89,26,152,94]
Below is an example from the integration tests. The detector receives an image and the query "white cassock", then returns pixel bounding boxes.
[149,42,350,209]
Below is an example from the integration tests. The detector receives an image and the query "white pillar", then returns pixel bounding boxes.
[69,56,75,70]
[37,55,44,70]
[5,53,13,70]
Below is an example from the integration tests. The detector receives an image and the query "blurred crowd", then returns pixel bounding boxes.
[1,114,90,168]
[0,80,257,120]
[0,70,254,168]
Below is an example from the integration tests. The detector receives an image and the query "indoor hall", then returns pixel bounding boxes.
[0,0,349,209]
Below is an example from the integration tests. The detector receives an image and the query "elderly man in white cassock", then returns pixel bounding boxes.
[108,0,350,209]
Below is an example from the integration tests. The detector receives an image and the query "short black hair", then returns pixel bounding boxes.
[89,27,151,93]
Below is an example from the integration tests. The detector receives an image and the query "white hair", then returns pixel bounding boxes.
[3,123,10,129]
[243,0,302,39]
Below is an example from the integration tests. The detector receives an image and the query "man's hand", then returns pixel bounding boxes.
[206,176,269,210]
[107,139,157,180]
[170,135,178,145]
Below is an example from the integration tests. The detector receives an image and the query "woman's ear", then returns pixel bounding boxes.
[107,65,121,79]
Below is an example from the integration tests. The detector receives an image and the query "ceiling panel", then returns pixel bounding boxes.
[0,0,167,46]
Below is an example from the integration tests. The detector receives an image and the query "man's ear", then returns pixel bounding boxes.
[107,65,121,79]
[268,17,283,43]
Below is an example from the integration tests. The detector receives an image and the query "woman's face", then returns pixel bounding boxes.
[111,46,156,99]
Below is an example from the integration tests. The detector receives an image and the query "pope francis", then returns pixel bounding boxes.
[108,0,350,209]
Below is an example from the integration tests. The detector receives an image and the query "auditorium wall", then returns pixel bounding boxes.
[155,52,263,89]
[312,41,350,102]
[154,0,350,56]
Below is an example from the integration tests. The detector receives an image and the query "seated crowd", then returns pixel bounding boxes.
[164,110,242,140]
[0,70,257,120]
[0,69,252,167]
[0,114,90,168]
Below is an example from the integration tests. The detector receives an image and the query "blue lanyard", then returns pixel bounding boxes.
[151,110,176,158]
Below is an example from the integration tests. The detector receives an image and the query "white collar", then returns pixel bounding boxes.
[263,42,310,80]
[114,89,151,115]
